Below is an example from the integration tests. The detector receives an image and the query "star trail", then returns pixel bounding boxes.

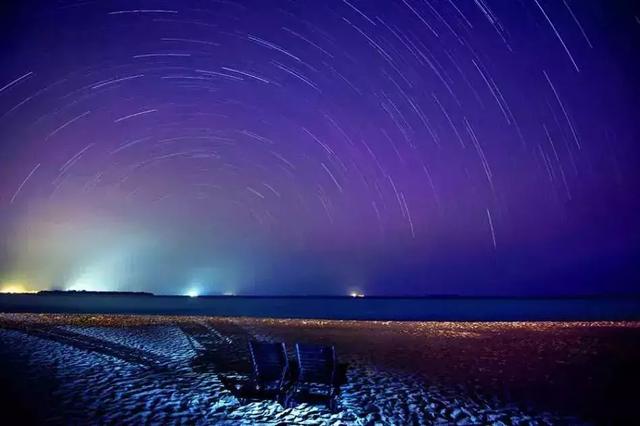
[0,0,638,295]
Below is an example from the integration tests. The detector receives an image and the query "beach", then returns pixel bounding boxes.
[0,313,638,425]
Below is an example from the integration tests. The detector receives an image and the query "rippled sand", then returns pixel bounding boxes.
[0,314,638,425]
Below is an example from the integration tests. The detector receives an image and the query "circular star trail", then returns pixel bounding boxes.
[0,0,638,295]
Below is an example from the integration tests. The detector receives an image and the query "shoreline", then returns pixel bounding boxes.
[2,293,640,321]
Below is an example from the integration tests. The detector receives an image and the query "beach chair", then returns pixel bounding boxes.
[287,343,344,411]
[220,341,291,406]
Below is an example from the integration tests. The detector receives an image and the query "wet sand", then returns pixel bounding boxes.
[0,313,638,425]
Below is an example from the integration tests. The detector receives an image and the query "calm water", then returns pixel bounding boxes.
[1,294,639,320]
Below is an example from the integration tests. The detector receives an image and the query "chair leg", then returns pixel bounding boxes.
[328,395,339,413]
[286,393,297,409]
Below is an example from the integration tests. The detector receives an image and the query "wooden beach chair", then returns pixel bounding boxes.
[220,341,291,406]
[287,343,345,411]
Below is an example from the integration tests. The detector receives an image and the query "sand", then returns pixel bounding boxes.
[0,313,638,425]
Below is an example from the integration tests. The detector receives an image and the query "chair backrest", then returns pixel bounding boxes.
[295,343,336,385]
[249,341,288,384]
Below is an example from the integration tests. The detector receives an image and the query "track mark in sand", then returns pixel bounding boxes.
[4,323,173,371]
[179,321,253,374]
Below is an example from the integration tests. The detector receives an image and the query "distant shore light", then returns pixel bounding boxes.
[186,288,200,298]
[350,291,365,298]
[0,283,35,294]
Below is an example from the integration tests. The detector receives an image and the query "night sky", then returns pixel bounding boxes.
[0,0,638,296]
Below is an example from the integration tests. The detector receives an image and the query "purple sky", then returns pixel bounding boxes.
[0,0,638,295]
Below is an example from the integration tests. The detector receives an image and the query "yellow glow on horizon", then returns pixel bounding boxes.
[0,283,36,294]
